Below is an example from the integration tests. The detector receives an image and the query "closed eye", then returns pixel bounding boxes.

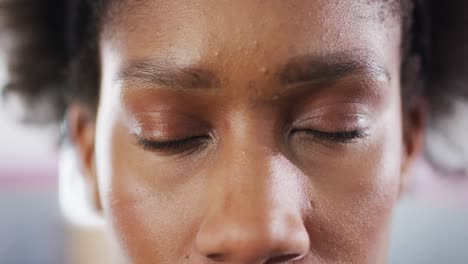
[291,129,367,144]
[136,135,211,154]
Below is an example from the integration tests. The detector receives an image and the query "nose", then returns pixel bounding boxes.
[194,153,310,263]
[195,199,310,264]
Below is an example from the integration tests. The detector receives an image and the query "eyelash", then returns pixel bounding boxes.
[137,135,210,153]
[293,129,367,144]
[137,129,365,154]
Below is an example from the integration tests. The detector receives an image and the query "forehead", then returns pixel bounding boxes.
[100,0,403,80]
[103,0,403,30]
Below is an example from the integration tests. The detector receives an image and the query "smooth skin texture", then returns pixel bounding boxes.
[70,1,424,263]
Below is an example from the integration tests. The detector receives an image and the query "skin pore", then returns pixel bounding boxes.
[71,1,424,263]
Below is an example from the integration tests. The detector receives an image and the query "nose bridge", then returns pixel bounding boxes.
[215,121,284,226]
[219,144,279,229]
[194,126,310,263]
[210,108,278,212]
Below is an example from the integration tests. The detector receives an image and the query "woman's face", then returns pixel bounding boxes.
[88,1,415,263]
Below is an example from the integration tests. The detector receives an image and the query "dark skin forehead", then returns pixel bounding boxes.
[101,0,405,32]
[100,0,405,62]
[118,51,391,91]
[100,0,403,92]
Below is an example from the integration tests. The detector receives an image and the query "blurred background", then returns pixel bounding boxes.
[1,40,468,264]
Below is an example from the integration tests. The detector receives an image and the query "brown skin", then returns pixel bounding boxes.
[70,1,424,263]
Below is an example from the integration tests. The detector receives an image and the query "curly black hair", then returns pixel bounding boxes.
[0,0,100,122]
[1,0,468,170]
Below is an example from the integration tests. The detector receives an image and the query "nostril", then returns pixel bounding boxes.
[265,253,302,264]
[206,253,226,262]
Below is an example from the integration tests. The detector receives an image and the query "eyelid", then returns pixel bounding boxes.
[290,129,369,147]
[292,113,370,133]
[289,110,371,145]
[136,134,211,154]
[128,112,212,141]
[298,129,367,141]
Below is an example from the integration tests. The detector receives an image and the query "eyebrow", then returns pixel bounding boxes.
[119,60,220,90]
[277,52,391,87]
[119,51,390,91]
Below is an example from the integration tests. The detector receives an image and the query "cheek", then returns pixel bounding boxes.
[104,183,200,263]
[301,98,404,262]
[95,43,212,263]
[95,120,208,263]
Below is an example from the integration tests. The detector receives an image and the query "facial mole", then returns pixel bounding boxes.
[260,67,270,75]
